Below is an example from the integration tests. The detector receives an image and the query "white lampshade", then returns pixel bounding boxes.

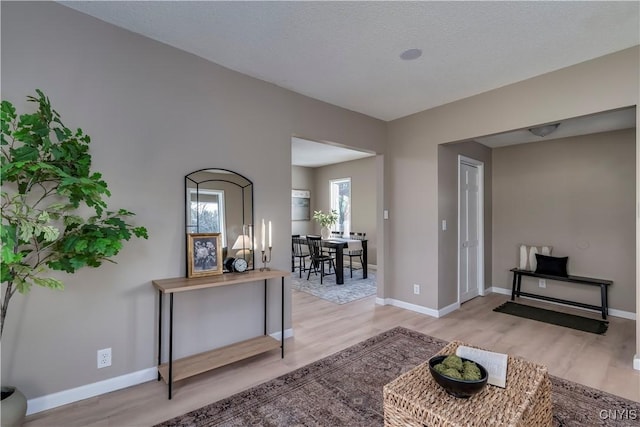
[232,234,252,258]
[232,235,252,250]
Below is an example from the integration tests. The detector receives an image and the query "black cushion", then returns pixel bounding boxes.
[534,254,568,277]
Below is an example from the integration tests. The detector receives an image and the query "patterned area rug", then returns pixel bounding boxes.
[155,327,639,427]
[291,267,376,304]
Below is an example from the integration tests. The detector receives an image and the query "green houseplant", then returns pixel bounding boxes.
[0,90,148,424]
[312,209,338,239]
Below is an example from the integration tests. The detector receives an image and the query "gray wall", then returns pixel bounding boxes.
[312,156,378,265]
[386,47,639,318]
[1,2,386,399]
[291,165,314,236]
[2,0,640,405]
[438,141,493,307]
[492,129,636,312]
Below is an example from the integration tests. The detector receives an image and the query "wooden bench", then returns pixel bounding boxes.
[510,268,612,320]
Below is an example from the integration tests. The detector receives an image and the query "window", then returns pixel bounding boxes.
[188,189,226,246]
[330,178,351,233]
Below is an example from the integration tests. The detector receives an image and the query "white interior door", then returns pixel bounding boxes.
[459,160,482,303]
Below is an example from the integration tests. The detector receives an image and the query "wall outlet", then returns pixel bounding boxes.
[97,348,112,369]
[413,284,420,295]
[538,279,546,288]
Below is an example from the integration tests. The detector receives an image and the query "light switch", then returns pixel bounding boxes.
[442,220,447,231]
[383,210,389,220]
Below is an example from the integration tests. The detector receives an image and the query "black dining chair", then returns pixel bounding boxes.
[346,232,366,278]
[306,235,335,284]
[291,234,300,272]
[322,230,342,258]
[291,235,310,278]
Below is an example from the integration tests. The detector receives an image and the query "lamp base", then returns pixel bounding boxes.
[235,249,251,258]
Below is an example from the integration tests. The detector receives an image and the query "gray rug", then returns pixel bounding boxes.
[494,301,609,334]
[291,267,376,304]
[155,327,640,427]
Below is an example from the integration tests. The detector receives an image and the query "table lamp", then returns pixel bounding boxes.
[232,234,252,258]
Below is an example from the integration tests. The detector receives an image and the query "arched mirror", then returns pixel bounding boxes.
[185,169,254,272]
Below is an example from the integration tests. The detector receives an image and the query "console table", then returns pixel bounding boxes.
[152,269,288,399]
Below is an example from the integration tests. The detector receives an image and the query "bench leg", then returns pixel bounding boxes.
[600,284,608,320]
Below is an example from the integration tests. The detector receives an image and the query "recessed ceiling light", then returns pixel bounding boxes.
[400,48,422,61]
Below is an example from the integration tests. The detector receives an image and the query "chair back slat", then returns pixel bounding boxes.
[346,232,365,278]
[292,236,307,257]
[306,235,324,260]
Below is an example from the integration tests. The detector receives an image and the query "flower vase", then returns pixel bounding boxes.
[321,226,331,239]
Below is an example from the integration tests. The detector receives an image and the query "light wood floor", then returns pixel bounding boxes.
[24,291,639,426]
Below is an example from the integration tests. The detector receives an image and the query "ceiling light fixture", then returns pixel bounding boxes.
[400,48,422,60]
[528,123,560,137]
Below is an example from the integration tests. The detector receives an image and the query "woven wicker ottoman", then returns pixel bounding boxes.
[383,341,553,427]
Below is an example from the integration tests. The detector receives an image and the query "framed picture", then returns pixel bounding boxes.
[187,233,223,278]
[292,189,311,221]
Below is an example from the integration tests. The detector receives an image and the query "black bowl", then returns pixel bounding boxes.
[428,355,488,398]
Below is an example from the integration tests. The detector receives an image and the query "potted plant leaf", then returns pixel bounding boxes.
[312,210,338,239]
[1,90,148,426]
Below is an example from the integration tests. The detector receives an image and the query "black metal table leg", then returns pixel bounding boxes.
[600,284,608,320]
[517,274,522,296]
[335,244,344,284]
[157,290,163,381]
[511,272,517,300]
[168,293,174,399]
[264,279,267,336]
[362,240,368,279]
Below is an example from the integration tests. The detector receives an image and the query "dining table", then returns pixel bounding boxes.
[294,236,368,285]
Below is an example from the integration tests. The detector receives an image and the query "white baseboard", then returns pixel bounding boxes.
[607,308,636,320]
[634,354,640,371]
[27,367,157,415]
[375,298,458,318]
[438,301,460,317]
[488,286,636,320]
[27,328,295,416]
[269,328,294,341]
[376,297,437,317]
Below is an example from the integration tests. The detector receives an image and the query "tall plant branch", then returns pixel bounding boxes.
[1,280,15,339]
[1,90,148,338]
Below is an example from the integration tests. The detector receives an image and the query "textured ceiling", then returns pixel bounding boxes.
[60,1,639,121]
[290,107,636,166]
[292,137,375,168]
[475,107,636,148]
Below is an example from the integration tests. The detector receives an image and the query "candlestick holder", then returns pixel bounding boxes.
[260,247,272,271]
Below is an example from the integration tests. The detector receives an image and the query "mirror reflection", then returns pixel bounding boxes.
[185,169,254,272]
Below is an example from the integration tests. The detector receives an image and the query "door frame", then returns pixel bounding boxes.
[457,155,485,303]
